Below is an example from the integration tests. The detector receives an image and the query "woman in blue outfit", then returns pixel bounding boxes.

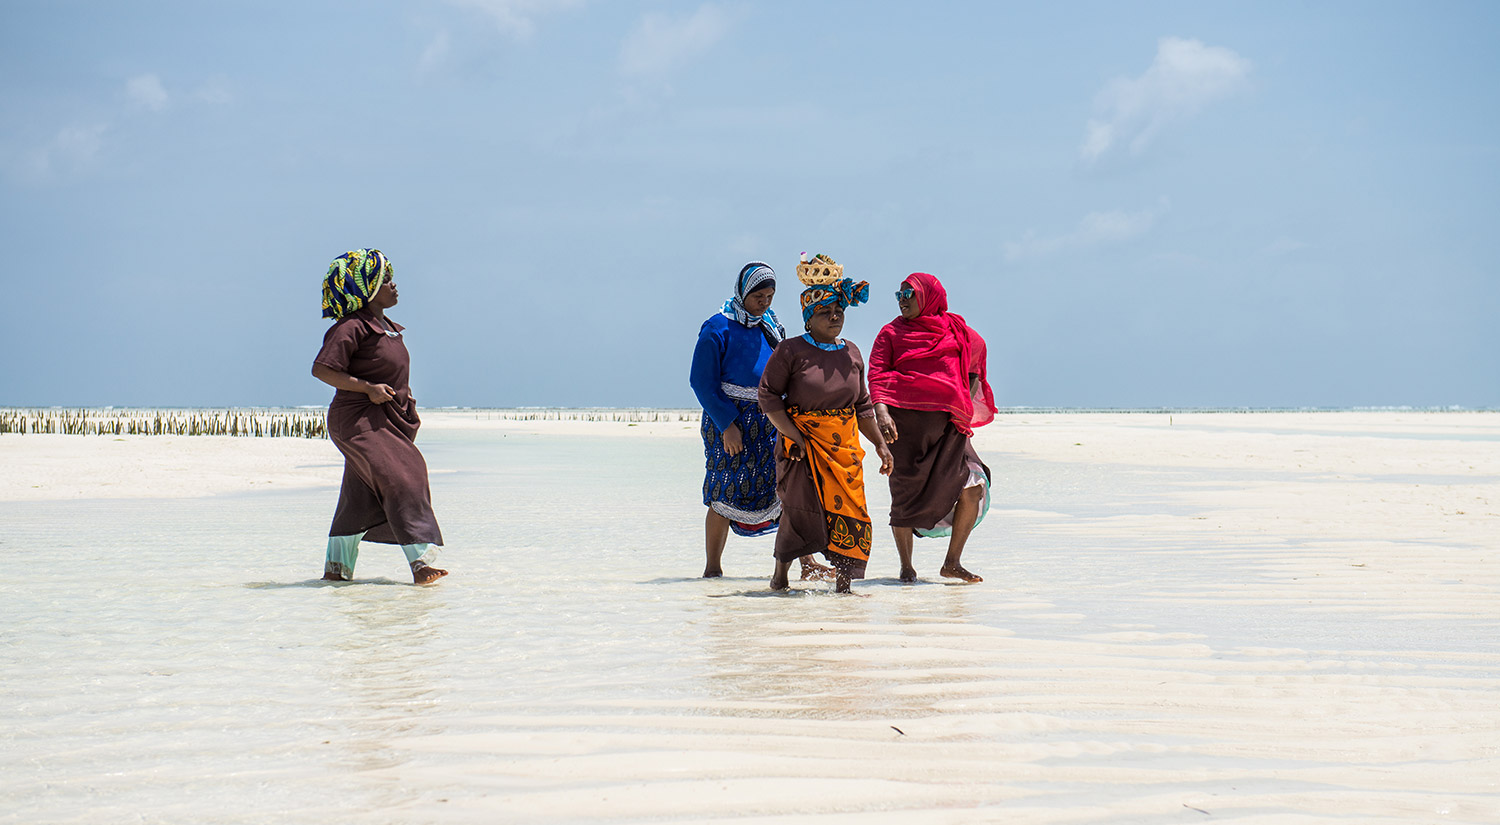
[690,262,833,580]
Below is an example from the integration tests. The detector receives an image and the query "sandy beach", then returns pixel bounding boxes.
[2,411,1497,823]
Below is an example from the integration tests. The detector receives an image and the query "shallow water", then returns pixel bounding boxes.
[3,425,1498,823]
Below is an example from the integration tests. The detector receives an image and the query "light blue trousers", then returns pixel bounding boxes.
[324,532,433,580]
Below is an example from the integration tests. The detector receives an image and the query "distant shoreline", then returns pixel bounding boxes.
[2,405,1494,415]
[4,409,1496,502]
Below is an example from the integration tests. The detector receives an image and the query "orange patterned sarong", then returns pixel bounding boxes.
[786,407,873,569]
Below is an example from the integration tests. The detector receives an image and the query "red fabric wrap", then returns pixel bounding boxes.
[868,272,997,436]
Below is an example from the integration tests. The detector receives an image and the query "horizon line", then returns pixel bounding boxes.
[2,405,1495,414]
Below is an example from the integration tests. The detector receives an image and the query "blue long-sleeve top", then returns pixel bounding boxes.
[690,313,778,432]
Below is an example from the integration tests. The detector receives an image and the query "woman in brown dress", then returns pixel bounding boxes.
[868,272,998,583]
[311,248,447,585]
[758,277,893,593]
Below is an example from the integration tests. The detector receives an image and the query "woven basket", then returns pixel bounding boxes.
[796,260,844,286]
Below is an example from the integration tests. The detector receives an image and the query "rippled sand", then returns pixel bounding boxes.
[3,412,1497,823]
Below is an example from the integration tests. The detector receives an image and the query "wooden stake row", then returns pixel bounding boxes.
[0,409,329,438]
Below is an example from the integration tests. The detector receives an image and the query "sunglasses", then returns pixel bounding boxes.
[894,287,915,300]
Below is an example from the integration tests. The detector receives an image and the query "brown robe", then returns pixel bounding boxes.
[313,308,443,546]
[885,406,988,530]
[758,336,876,573]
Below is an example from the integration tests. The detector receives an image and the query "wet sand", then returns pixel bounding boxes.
[2,412,1496,823]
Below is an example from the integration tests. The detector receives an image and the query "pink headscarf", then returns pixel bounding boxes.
[868,272,997,436]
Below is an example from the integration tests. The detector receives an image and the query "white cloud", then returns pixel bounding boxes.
[11,71,231,182]
[1082,37,1250,162]
[195,78,233,105]
[1004,204,1166,262]
[126,73,169,111]
[446,0,582,40]
[419,30,451,72]
[23,124,108,178]
[620,4,732,77]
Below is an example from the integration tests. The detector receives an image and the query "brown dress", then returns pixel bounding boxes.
[885,407,989,531]
[757,336,876,575]
[313,308,443,546]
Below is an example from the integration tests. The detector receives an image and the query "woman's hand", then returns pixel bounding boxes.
[311,364,398,405]
[721,423,744,456]
[874,403,898,443]
[857,413,891,470]
[365,383,395,404]
[763,409,806,462]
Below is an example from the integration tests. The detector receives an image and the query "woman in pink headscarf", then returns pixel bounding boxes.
[867,272,998,582]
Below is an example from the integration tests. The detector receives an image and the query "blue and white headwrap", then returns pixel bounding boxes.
[721,261,786,347]
[799,277,870,324]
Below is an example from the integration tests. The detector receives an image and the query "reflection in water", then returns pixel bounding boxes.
[695,581,991,721]
[322,584,446,804]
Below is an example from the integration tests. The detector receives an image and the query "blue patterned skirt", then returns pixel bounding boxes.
[702,399,781,537]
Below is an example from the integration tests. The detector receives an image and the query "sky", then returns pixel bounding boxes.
[2,0,1497,409]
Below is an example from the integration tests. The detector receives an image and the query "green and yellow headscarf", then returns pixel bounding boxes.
[321,248,392,319]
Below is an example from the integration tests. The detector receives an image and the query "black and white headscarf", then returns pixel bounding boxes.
[720,261,786,347]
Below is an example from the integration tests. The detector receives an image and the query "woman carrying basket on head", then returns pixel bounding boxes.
[758,273,893,593]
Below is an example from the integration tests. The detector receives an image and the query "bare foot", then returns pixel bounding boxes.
[322,563,351,582]
[770,571,790,591]
[899,566,918,583]
[799,559,835,581]
[834,572,852,593]
[703,567,724,578]
[939,563,982,583]
[412,563,449,585]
